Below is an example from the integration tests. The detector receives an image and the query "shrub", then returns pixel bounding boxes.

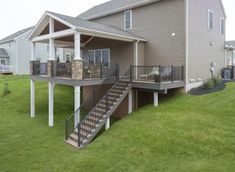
[2,83,10,97]
[212,75,221,85]
[203,79,215,89]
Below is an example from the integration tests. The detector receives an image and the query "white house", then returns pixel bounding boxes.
[0,27,75,74]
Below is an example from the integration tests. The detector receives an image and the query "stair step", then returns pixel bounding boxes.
[108,92,121,97]
[69,133,88,143]
[100,99,116,105]
[110,89,124,94]
[66,138,81,148]
[88,116,104,123]
[112,86,127,90]
[81,124,96,133]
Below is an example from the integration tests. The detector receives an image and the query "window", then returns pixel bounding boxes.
[208,10,213,30]
[124,10,132,30]
[88,49,110,67]
[220,18,225,34]
[0,59,6,65]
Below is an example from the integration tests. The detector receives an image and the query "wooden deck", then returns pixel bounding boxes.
[31,75,185,91]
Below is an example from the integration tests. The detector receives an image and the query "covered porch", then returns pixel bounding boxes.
[28,11,147,127]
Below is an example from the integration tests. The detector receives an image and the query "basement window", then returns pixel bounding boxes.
[88,49,110,67]
[124,10,132,30]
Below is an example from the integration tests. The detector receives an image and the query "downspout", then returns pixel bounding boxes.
[185,0,189,92]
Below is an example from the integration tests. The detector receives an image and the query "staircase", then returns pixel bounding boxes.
[66,79,132,148]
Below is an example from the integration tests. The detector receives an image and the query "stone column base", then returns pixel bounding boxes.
[72,59,83,80]
[47,60,56,77]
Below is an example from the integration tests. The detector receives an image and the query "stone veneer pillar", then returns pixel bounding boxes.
[72,59,83,80]
[47,60,56,77]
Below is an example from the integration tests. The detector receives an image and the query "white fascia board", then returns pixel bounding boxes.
[28,12,76,41]
[31,29,76,42]
[76,27,147,42]
[83,0,160,20]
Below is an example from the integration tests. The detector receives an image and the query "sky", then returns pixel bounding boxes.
[0,0,234,40]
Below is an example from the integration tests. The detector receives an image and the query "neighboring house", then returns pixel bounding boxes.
[0,27,74,74]
[225,41,235,66]
[27,0,226,148]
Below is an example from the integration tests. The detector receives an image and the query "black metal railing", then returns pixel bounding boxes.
[65,66,119,147]
[56,62,72,78]
[32,62,47,75]
[130,65,184,83]
[65,106,84,140]
[82,63,119,79]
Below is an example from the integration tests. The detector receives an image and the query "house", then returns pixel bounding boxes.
[28,0,226,148]
[0,27,75,74]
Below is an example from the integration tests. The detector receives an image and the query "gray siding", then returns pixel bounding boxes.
[188,0,225,81]
[82,37,134,74]
[92,0,186,67]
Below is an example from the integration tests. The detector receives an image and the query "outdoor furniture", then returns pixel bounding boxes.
[139,67,160,80]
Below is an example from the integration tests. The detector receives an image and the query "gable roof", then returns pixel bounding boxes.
[0,48,9,58]
[78,0,160,20]
[0,27,34,44]
[29,11,147,42]
[78,0,226,20]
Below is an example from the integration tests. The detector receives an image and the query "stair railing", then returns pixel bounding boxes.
[65,64,119,146]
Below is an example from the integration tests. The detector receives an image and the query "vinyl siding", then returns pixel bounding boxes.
[82,37,134,74]
[188,0,225,81]
[92,0,186,67]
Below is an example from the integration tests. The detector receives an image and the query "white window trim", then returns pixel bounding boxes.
[220,17,225,34]
[88,48,110,68]
[208,9,214,30]
[124,10,133,30]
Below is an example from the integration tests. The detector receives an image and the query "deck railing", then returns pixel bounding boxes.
[32,62,47,76]
[130,65,184,83]
[55,62,72,78]
[0,65,12,73]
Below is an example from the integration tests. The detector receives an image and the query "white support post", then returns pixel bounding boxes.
[48,82,54,127]
[105,118,110,130]
[74,32,81,60]
[49,18,55,61]
[30,79,35,118]
[154,92,159,107]
[31,42,35,61]
[128,89,133,114]
[134,41,139,80]
[49,39,55,60]
[74,86,81,127]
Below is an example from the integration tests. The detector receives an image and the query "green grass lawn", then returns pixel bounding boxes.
[0,75,235,172]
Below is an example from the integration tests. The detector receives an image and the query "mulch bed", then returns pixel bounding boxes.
[189,80,232,96]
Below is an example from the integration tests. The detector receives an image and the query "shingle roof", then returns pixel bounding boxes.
[0,48,9,58]
[0,26,34,44]
[78,0,158,20]
[48,11,146,41]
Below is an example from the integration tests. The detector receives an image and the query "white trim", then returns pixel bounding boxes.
[32,29,76,42]
[185,0,189,92]
[78,27,147,42]
[220,17,225,35]
[74,86,81,126]
[105,118,110,130]
[134,41,139,79]
[28,12,76,40]
[124,10,133,30]
[88,48,111,67]
[208,9,214,30]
